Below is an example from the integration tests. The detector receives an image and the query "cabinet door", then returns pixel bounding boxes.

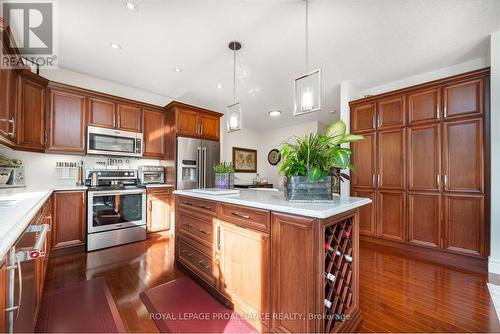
[378,128,405,189]
[377,190,405,242]
[88,97,116,129]
[351,132,376,189]
[219,221,270,331]
[377,96,405,129]
[117,103,142,132]
[177,108,199,137]
[352,189,376,236]
[143,109,166,159]
[408,124,440,191]
[0,69,17,143]
[408,88,440,124]
[443,194,484,256]
[52,191,86,249]
[408,192,441,248]
[0,265,6,333]
[16,74,46,151]
[147,193,172,233]
[351,103,375,133]
[47,89,86,153]
[442,118,483,193]
[443,78,483,119]
[199,114,219,141]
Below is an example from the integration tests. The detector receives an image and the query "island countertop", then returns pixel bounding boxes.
[173,188,371,219]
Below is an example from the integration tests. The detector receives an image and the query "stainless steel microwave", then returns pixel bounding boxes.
[87,126,143,157]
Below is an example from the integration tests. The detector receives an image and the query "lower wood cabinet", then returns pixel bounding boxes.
[408,192,441,248]
[352,189,376,236]
[52,191,86,250]
[0,264,6,332]
[377,190,406,242]
[146,188,173,233]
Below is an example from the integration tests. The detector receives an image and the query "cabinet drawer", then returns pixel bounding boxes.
[177,196,217,216]
[218,203,270,233]
[178,212,214,246]
[178,237,215,286]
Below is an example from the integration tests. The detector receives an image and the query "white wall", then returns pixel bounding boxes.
[358,57,488,98]
[40,67,172,107]
[0,147,160,189]
[489,31,500,275]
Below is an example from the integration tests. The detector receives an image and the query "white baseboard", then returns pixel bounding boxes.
[489,256,500,274]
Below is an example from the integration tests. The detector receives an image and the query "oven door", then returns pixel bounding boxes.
[87,126,142,157]
[87,189,146,233]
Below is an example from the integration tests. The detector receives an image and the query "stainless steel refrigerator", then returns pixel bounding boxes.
[176,137,220,190]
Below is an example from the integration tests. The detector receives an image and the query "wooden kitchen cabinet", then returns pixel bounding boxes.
[47,87,87,154]
[0,264,6,333]
[52,191,86,250]
[377,95,405,129]
[16,71,48,152]
[166,101,223,141]
[408,88,440,124]
[443,78,483,119]
[352,188,376,237]
[117,103,142,132]
[88,97,116,129]
[351,103,375,133]
[377,190,405,242]
[408,123,441,192]
[408,192,441,248]
[0,69,18,146]
[143,109,166,159]
[377,128,405,190]
[146,188,173,233]
[350,132,376,189]
[217,221,270,331]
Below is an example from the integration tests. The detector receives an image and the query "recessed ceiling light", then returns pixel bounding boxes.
[217,83,223,89]
[124,1,138,11]
[110,42,122,50]
[268,110,282,117]
[173,68,182,72]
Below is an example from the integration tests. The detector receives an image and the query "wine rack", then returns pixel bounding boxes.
[323,215,354,333]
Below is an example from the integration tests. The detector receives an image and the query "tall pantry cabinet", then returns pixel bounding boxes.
[350,68,489,266]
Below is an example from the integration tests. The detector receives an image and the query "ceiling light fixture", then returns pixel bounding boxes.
[124,1,138,11]
[293,0,321,116]
[269,110,282,117]
[173,68,182,72]
[227,41,243,132]
[110,42,122,50]
[217,83,223,89]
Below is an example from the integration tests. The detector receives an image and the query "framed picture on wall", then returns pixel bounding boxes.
[232,147,257,173]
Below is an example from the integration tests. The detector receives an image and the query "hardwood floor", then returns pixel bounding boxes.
[42,235,500,333]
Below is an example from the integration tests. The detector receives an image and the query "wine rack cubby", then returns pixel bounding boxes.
[324,215,354,333]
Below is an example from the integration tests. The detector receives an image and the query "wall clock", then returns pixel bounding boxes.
[267,149,281,166]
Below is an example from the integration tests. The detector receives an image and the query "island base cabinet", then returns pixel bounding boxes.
[52,191,86,251]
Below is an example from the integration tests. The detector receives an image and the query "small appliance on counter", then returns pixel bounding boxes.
[0,166,25,188]
[138,165,165,184]
[85,168,146,251]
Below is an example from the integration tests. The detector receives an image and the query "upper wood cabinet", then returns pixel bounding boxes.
[377,96,405,129]
[0,69,18,145]
[47,88,87,154]
[351,103,375,133]
[143,108,166,159]
[443,78,483,119]
[166,101,223,141]
[408,88,440,124]
[52,191,86,250]
[117,103,142,132]
[442,118,483,193]
[88,97,116,129]
[16,71,48,152]
[88,98,142,132]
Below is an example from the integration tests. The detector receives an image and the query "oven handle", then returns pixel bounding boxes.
[88,189,146,196]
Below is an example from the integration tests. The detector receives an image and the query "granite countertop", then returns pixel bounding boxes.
[173,189,372,219]
[0,185,87,262]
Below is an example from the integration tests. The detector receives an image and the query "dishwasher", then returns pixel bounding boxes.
[5,220,50,333]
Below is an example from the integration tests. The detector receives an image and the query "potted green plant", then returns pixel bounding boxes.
[214,161,235,189]
[278,120,364,201]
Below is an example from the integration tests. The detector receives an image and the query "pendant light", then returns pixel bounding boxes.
[227,41,243,132]
[294,0,321,116]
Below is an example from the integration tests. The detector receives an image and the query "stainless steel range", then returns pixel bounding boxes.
[85,169,146,251]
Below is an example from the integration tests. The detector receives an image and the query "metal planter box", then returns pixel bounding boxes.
[215,172,235,189]
[284,175,333,201]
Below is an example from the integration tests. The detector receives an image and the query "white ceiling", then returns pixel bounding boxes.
[56,0,500,130]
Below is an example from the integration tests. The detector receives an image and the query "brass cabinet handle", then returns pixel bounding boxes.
[372,175,376,188]
[444,174,448,190]
[231,212,250,220]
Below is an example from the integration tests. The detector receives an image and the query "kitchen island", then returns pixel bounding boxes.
[173,189,371,333]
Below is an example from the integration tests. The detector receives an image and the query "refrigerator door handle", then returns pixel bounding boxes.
[197,147,202,188]
[202,147,207,189]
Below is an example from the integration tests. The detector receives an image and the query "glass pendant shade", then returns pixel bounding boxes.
[294,68,321,116]
[226,102,242,132]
